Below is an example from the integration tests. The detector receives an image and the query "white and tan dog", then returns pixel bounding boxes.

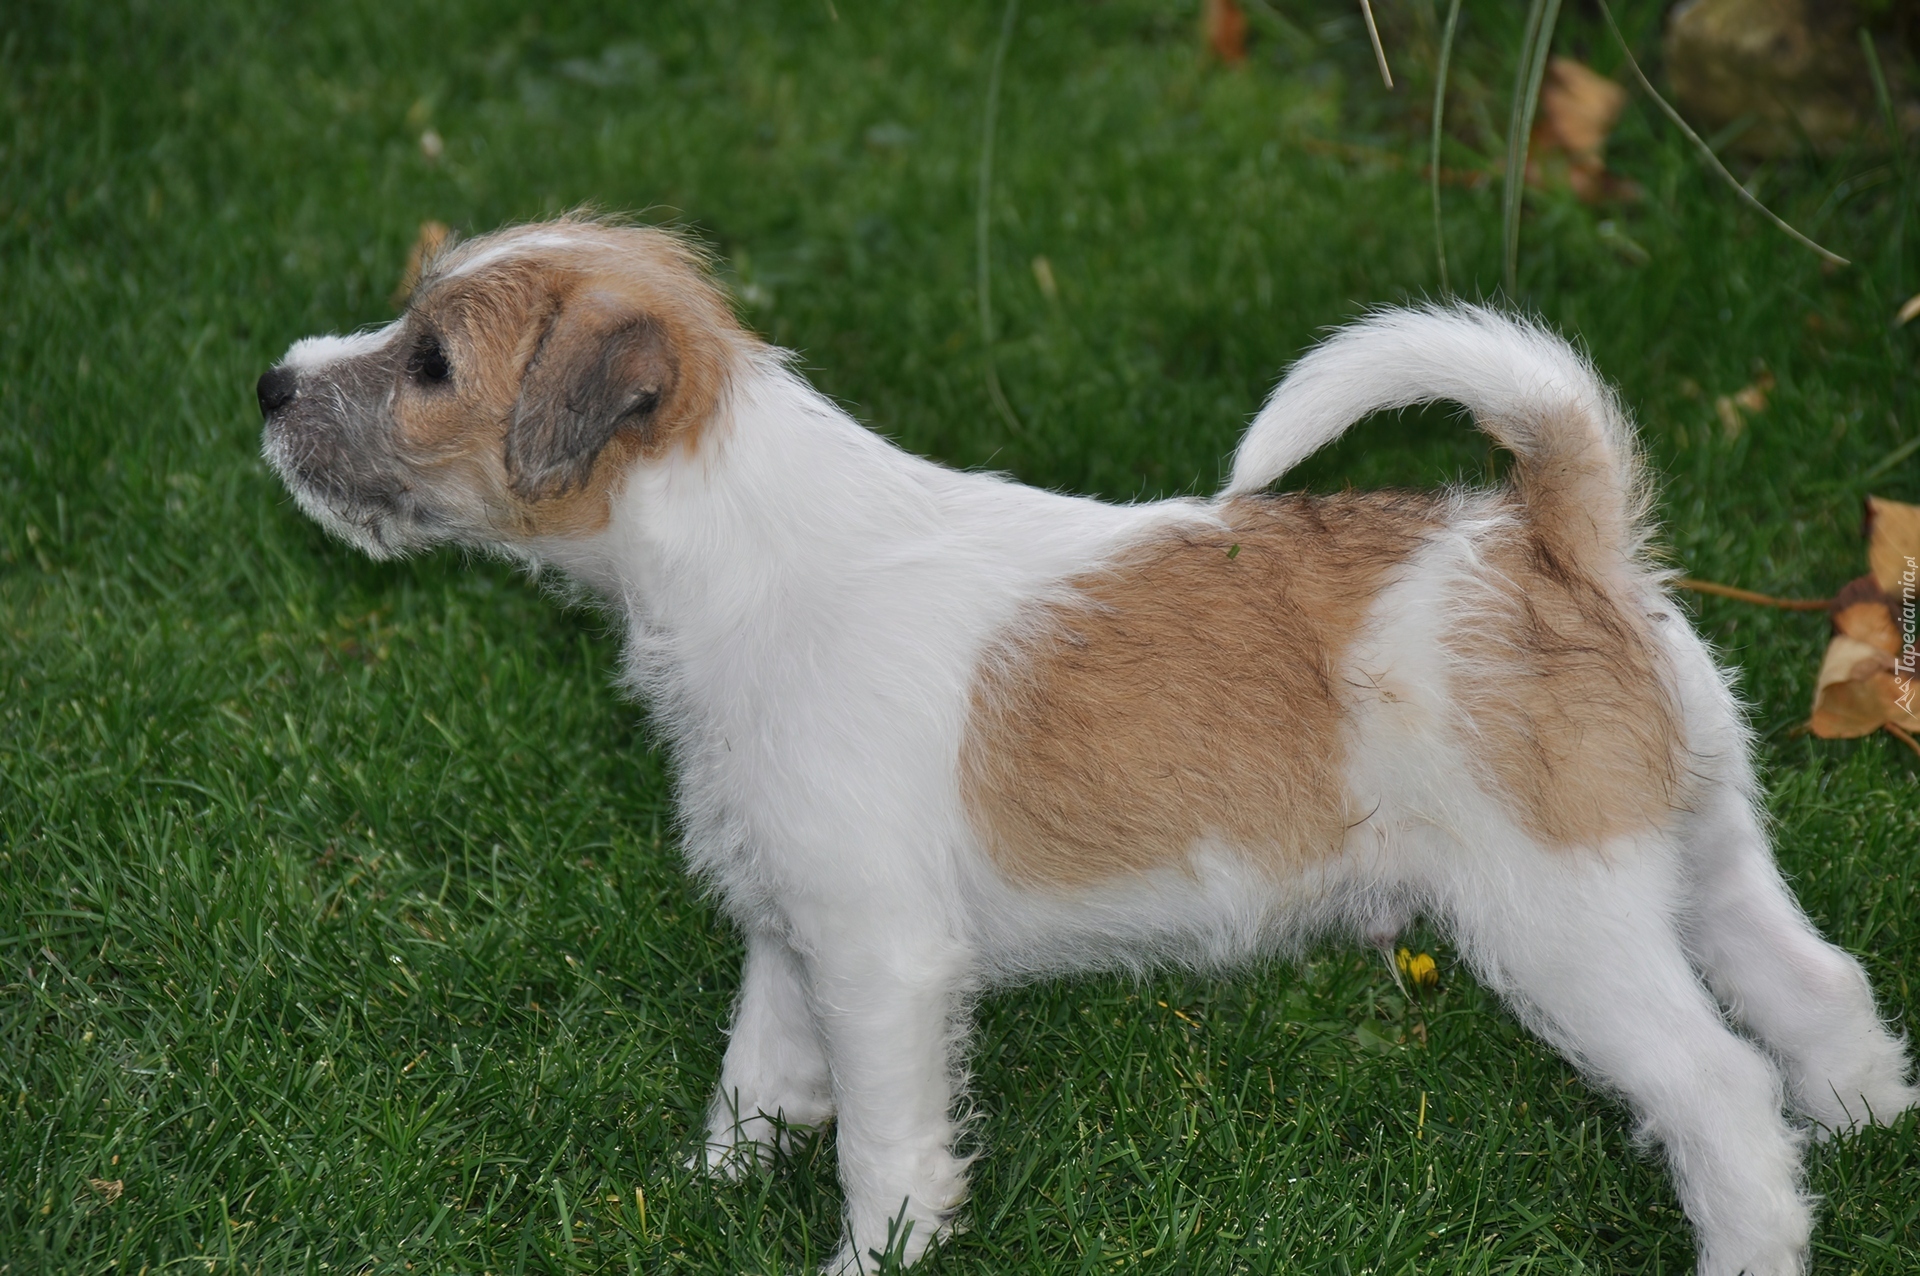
[261,217,1914,1275]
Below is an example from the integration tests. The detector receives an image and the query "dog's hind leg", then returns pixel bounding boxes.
[1444,839,1811,1276]
[1680,783,1920,1134]
[700,926,837,1175]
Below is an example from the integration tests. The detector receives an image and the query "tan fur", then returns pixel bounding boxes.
[961,493,1439,888]
[392,220,750,539]
[963,490,1686,890]
[1445,505,1683,848]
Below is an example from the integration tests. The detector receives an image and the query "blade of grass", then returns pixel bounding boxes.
[1861,29,1909,292]
[1861,432,1920,483]
[1242,0,1317,58]
[1358,0,1393,90]
[1597,0,1847,268]
[977,0,1026,437]
[1862,29,1899,149]
[1430,0,1463,294]
[1502,0,1561,297]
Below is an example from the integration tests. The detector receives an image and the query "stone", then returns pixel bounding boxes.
[1665,0,1913,156]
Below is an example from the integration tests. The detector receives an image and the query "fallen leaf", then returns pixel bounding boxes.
[1865,494,1920,595]
[1899,292,1920,325]
[1715,369,1774,438]
[1540,58,1624,158]
[1528,57,1639,203]
[1684,495,1920,757]
[1808,496,1920,744]
[1812,637,1898,737]
[87,1179,123,1204]
[390,220,450,309]
[1731,371,1773,414]
[1716,394,1743,439]
[1204,0,1247,66]
[1832,597,1900,655]
[1030,255,1058,301]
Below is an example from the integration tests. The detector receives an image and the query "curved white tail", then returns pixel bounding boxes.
[1227,306,1647,572]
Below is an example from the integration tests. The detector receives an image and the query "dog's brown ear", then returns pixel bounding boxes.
[506,296,676,501]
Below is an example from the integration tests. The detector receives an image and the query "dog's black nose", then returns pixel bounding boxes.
[256,365,298,418]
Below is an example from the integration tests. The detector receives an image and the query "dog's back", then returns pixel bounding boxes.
[964,307,1688,931]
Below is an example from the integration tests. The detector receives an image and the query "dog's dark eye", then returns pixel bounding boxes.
[408,336,452,385]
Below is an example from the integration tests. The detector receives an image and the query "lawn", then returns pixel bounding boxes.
[3,0,1918,1272]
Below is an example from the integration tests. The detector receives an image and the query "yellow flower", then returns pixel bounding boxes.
[1396,947,1439,990]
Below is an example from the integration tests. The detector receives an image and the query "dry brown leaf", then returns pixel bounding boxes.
[1865,494,1920,596]
[1808,496,1920,743]
[1714,370,1774,438]
[1528,57,1639,204]
[1731,376,1771,414]
[87,1179,123,1204]
[1204,0,1247,66]
[1898,292,1920,326]
[1686,495,1920,753]
[1715,395,1743,439]
[1812,636,1896,738]
[1030,255,1058,301]
[1833,598,1901,655]
[1541,57,1624,158]
[390,219,450,309]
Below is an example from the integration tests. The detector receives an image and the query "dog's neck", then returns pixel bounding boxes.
[536,353,960,645]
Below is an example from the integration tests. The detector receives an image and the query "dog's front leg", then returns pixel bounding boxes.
[809,935,971,1274]
[700,927,836,1175]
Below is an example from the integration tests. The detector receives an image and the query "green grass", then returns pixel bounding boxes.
[3,1,1918,1271]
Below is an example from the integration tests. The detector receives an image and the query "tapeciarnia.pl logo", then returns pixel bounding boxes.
[1897,555,1917,716]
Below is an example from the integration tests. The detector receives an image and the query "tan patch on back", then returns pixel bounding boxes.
[1446,507,1683,847]
[962,493,1439,888]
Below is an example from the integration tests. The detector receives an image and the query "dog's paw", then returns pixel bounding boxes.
[691,1108,833,1178]
[1793,1050,1920,1140]
[1692,1195,1812,1276]
[1696,1246,1808,1276]
[823,1181,966,1272]
[820,1243,867,1276]
[1801,1081,1920,1142]
[821,1227,947,1276]
[686,1135,768,1180]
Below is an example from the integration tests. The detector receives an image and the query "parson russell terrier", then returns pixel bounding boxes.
[260,216,1915,1275]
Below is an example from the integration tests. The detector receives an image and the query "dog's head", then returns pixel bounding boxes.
[259,218,747,558]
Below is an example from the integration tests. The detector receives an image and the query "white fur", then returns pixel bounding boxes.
[280,322,402,372]
[283,298,1917,1274]
[1228,304,1628,500]
[437,230,594,281]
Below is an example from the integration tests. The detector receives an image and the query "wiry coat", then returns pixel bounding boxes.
[261,219,1916,1276]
